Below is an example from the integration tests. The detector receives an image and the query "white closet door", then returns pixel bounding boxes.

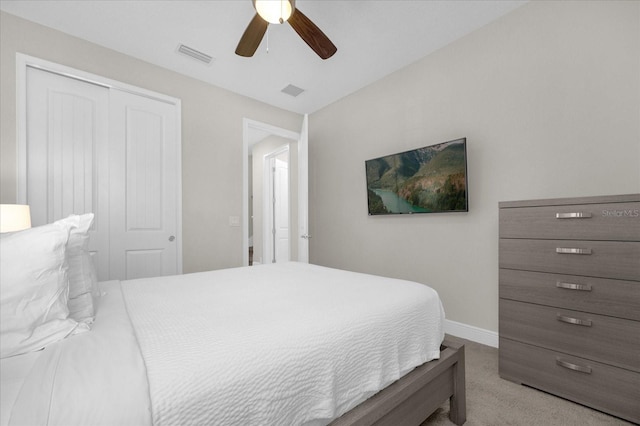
[26,67,110,279]
[24,64,181,282]
[274,154,290,262]
[108,90,179,280]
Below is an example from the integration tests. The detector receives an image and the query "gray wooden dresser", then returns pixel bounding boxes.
[498,194,640,423]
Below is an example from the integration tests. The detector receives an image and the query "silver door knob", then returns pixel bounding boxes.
[169,235,175,242]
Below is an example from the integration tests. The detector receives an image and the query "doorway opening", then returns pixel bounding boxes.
[249,137,296,265]
[242,118,307,266]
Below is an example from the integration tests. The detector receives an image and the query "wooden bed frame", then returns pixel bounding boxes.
[330,338,466,426]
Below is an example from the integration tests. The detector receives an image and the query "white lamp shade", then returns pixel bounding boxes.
[0,204,32,233]
[254,0,293,24]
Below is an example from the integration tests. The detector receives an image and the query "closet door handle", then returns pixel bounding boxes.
[556,247,592,255]
[556,358,592,374]
[557,314,592,327]
[556,281,592,291]
[555,212,592,219]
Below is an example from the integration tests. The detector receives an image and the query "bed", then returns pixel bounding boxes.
[0,215,466,426]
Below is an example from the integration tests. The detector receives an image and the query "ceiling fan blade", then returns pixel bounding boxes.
[235,13,269,57]
[288,8,337,60]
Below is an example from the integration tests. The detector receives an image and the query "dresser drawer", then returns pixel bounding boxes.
[499,269,640,321]
[499,239,640,281]
[499,299,640,371]
[499,338,640,424]
[499,202,640,241]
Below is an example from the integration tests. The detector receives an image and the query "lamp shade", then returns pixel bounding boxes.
[0,204,32,233]
[254,0,293,24]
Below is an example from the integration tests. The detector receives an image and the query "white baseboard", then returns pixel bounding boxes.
[444,319,499,348]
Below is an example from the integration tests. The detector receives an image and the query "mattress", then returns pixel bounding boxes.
[1,262,444,426]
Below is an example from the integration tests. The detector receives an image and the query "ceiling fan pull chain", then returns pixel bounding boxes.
[266,26,269,54]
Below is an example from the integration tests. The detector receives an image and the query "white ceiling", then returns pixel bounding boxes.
[0,0,526,115]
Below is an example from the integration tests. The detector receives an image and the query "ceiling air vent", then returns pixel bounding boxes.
[176,44,214,65]
[281,84,305,97]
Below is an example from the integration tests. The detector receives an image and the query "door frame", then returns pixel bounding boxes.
[242,118,302,266]
[15,53,184,274]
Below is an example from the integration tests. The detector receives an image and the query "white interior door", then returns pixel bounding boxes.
[21,57,181,281]
[274,153,290,262]
[25,67,110,279]
[263,148,290,263]
[109,90,180,280]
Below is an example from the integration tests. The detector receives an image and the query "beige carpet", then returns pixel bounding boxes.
[421,336,633,426]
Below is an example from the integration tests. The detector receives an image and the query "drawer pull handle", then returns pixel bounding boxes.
[556,281,592,291]
[556,247,592,255]
[555,212,592,219]
[556,358,592,374]
[557,314,592,327]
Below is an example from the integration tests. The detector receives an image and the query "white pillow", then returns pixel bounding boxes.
[60,213,97,324]
[0,220,80,358]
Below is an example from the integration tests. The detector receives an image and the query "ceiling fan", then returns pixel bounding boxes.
[235,0,337,60]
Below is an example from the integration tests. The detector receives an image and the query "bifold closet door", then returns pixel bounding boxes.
[25,67,179,281]
[25,67,111,279]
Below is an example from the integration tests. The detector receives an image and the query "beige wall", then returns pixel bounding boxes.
[308,1,640,333]
[251,136,298,264]
[0,11,302,272]
[2,2,639,334]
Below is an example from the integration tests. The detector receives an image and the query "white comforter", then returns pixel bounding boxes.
[3,262,444,426]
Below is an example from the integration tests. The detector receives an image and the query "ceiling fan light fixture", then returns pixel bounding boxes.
[254,0,294,24]
[237,0,335,59]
